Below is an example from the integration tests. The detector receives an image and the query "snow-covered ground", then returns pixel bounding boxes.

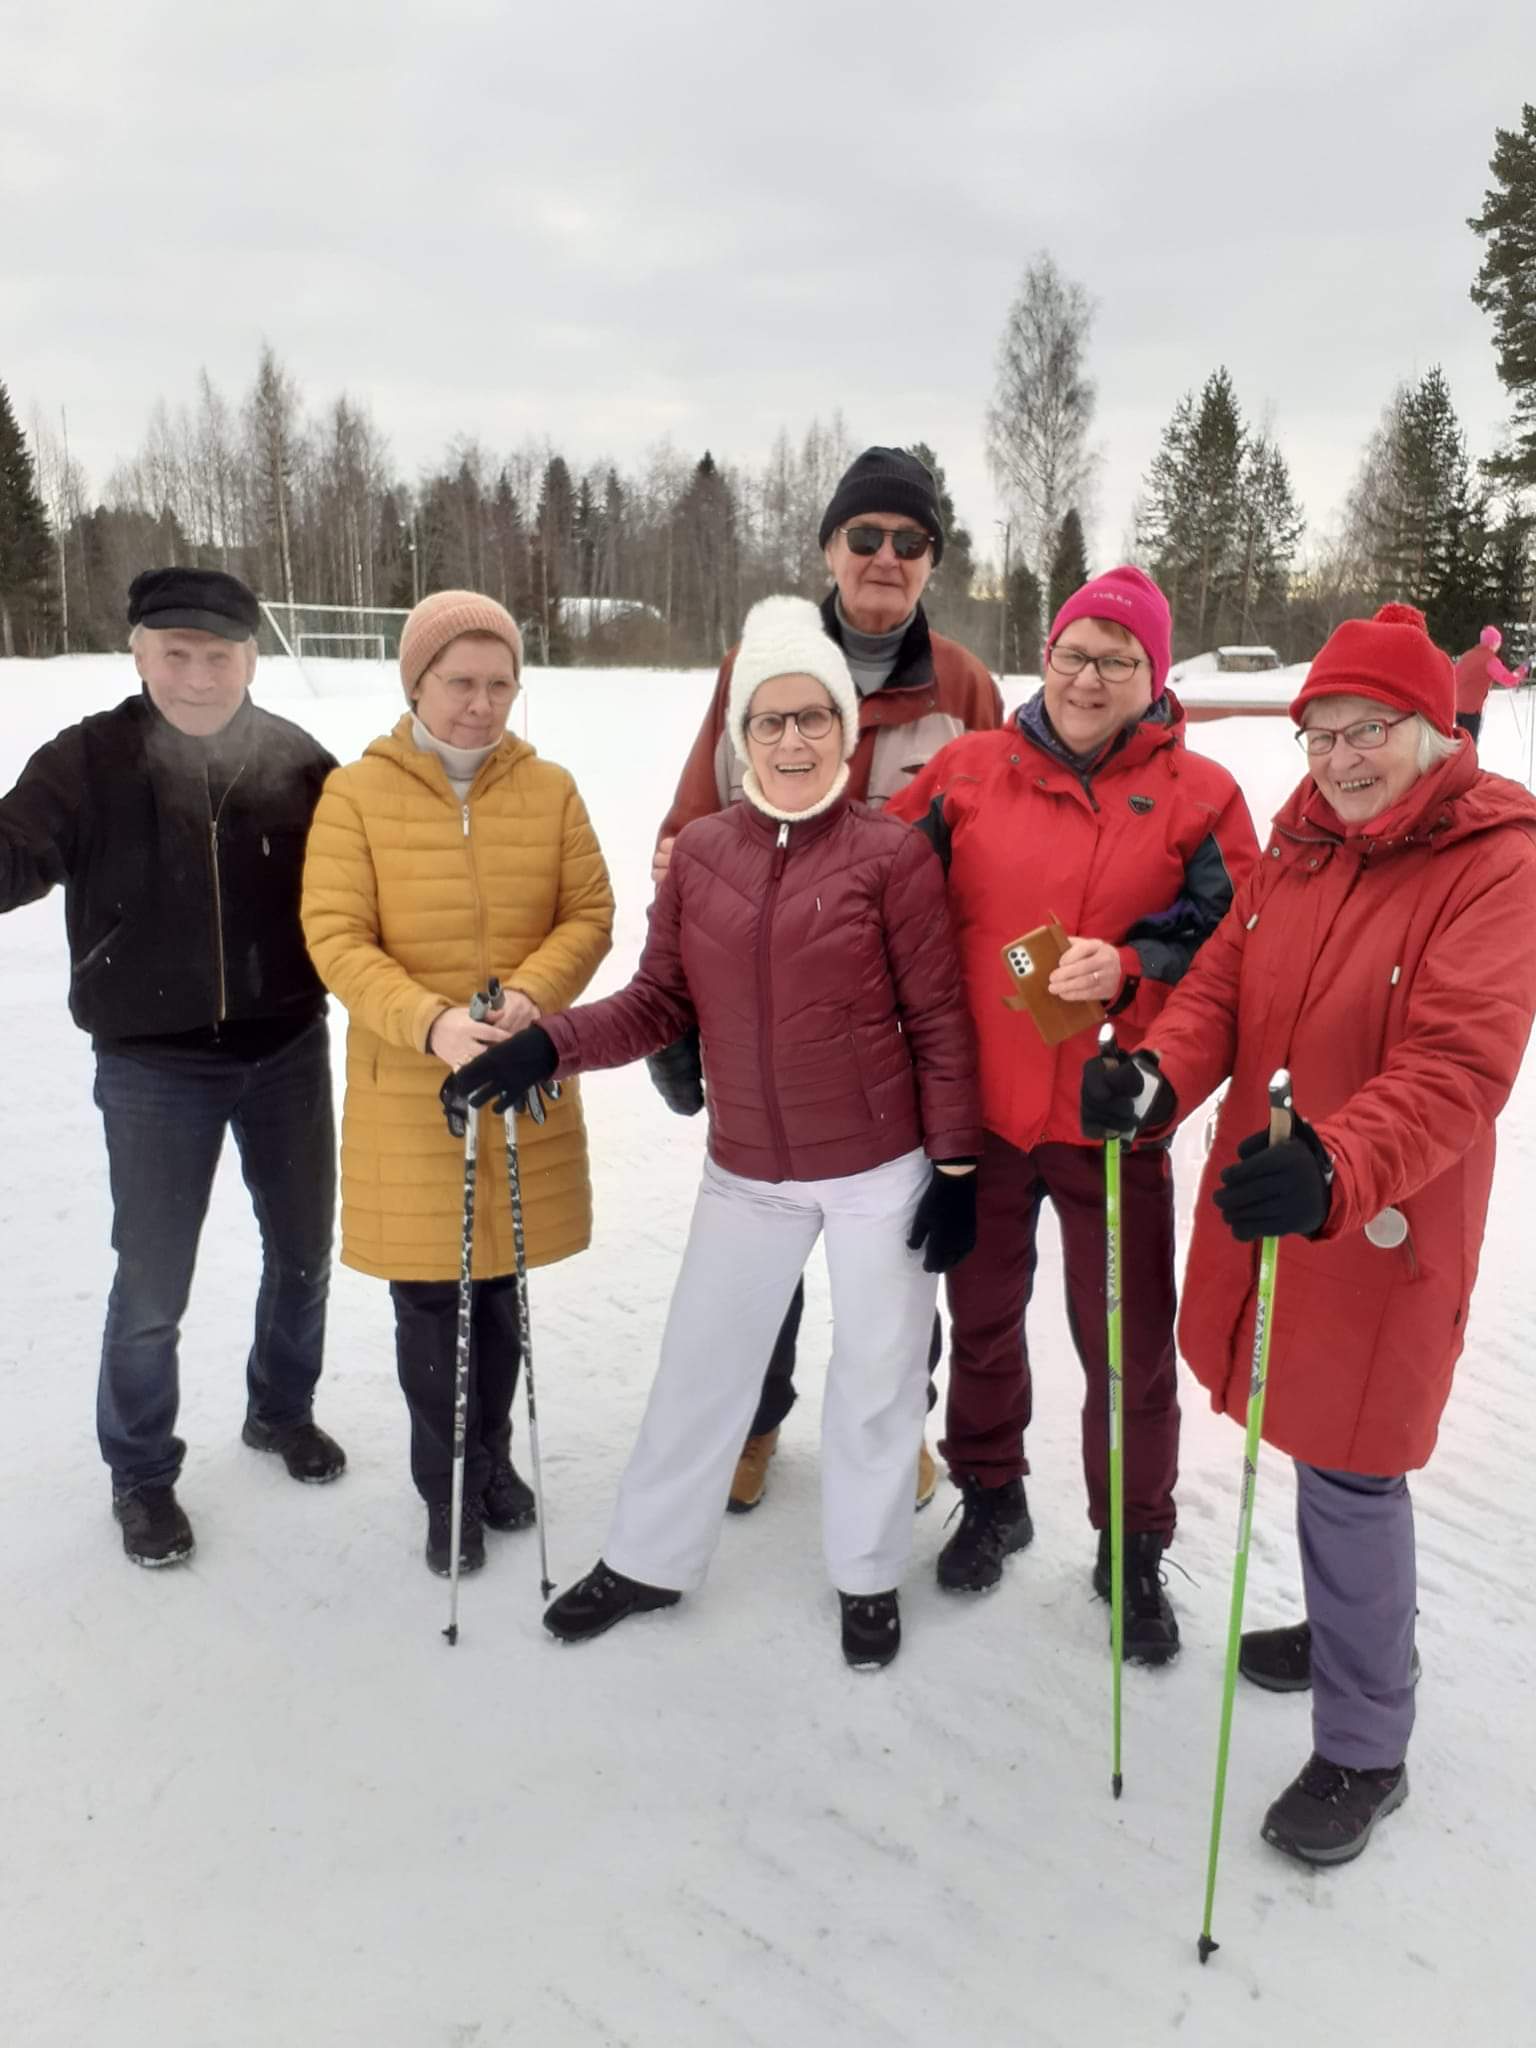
[3,656,1535,2046]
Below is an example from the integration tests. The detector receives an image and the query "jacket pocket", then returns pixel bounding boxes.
[74,918,127,983]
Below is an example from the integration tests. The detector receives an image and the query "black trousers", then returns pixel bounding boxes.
[389,1277,521,1507]
[1460,709,1483,745]
[749,1279,942,1437]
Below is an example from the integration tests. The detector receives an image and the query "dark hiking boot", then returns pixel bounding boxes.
[483,1458,536,1532]
[1240,1619,1422,1693]
[113,1485,195,1568]
[425,1498,486,1577]
[840,1590,901,1670]
[242,1416,347,1483]
[1093,1530,1181,1666]
[1261,1751,1409,1865]
[936,1476,1033,1593]
[543,1559,681,1643]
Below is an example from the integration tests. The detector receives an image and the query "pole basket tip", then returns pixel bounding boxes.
[1197,1935,1218,1966]
[442,1624,459,1647]
[540,1580,554,1599]
[1112,1774,1123,1800]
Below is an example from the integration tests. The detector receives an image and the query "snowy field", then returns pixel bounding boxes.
[3,655,1535,2047]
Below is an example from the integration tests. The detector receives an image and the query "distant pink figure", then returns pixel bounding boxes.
[1454,626,1529,742]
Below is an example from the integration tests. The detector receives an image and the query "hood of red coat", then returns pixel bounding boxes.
[1274,740,1536,858]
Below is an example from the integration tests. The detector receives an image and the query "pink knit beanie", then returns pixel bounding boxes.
[1046,565,1173,699]
[398,590,523,703]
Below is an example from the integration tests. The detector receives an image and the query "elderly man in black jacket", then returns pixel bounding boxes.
[0,568,345,1566]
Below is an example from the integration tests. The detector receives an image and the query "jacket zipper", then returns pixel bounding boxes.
[462,801,491,1003]
[207,762,246,1025]
[757,822,792,1178]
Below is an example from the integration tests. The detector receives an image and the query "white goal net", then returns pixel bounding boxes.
[259,601,411,688]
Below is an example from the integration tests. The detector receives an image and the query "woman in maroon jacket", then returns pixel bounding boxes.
[1083,602,1536,1864]
[449,596,982,1669]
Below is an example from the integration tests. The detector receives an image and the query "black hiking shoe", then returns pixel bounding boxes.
[839,1590,901,1670]
[113,1485,195,1568]
[1093,1529,1181,1666]
[241,1415,347,1483]
[1240,1619,1422,1693]
[542,1559,681,1643]
[936,1476,1033,1593]
[483,1458,536,1532]
[425,1498,486,1577]
[1261,1751,1409,1865]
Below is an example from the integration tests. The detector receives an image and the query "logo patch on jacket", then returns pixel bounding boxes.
[1128,794,1155,815]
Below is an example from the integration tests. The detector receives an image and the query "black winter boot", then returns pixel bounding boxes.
[1261,1752,1409,1864]
[1093,1529,1181,1666]
[483,1458,536,1532]
[543,1560,681,1643]
[425,1498,486,1577]
[113,1485,195,1568]
[936,1476,1033,1593]
[1240,1619,1422,1693]
[839,1590,901,1670]
[241,1415,347,1483]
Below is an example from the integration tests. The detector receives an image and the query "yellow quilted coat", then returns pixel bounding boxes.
[301,716,614,1282]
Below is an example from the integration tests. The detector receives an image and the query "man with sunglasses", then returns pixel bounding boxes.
[649,446,1002,1513]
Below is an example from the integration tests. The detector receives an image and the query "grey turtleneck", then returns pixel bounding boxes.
[835,596,913,697]
[411,713,498,800]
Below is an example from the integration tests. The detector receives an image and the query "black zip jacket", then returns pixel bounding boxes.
[0,690,335,1045]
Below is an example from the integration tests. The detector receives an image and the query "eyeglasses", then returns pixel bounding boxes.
[1294,714,1410,756]
[1047,643,1147,685]
[745,706,838,744]
[425,666,517,693]
[836,523,934,562]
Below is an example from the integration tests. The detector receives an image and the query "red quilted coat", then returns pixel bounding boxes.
[1147,746,1536,1474]
[542,794,982,1181]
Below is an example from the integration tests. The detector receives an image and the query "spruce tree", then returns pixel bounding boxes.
[907,441,975,596]
[1469,103,1536,491]
[0,380,54,657]
[1047,507,1088,621]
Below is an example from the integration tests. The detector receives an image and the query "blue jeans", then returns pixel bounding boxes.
[93,1019,335,1493]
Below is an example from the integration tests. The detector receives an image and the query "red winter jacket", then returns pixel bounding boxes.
[542,794,983,1182]
[1146,746,1536,1474]
[885,692,1257,1151]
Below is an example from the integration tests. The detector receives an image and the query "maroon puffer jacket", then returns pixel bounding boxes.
[542,794,982,1182]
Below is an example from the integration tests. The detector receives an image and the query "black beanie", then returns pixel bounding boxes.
[818,447,945,566]
[128,567,261,641]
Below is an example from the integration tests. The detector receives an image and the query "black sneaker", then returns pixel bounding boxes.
[543,1559,681,1643]
[242,1416,347,1483]
[1093,1530,1181,1666]
[840,1590,901,1670]
[936,1476,1033,1593]
[425,1498,486,1578]
[1240,1619,1422,1693]
[113,1485,195,1568]
[483,1458,536,1532]
[1261,1751,1409,1865]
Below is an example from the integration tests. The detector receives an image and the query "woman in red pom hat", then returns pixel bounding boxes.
[1080,601,1536,1867]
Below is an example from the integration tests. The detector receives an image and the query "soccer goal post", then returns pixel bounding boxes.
[296,632,388,662]
[259,600,411,692]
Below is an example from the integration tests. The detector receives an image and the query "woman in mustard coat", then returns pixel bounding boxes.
[302,591,613,1575]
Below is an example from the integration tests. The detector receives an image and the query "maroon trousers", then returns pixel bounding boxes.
[941,1133,1180,1537]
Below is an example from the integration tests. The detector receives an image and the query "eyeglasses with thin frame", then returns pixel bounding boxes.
[836,523,934,562]
[1294,714,1410,757]
[425,665,518,694]
[745,705,838,745]
[1047,643,1147,686]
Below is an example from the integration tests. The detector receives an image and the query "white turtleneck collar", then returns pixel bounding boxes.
[741,761,851,825]
[411,714,499,800]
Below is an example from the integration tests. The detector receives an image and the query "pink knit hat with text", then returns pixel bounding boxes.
[1290,603,1455,737]
[398,590,523,703]
[1046,565,1173,699]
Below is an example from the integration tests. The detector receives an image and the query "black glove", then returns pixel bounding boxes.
[1080,1052,1174,1141]
[440,1025,559,1136]
[906,1164,978,1275]
[1213,1115,1332,1242]
[645,1028,704,1117]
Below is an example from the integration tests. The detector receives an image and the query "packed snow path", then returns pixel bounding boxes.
[2,659,1533,2046]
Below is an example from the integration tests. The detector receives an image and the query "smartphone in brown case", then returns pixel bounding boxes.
[999,917,1104,1047]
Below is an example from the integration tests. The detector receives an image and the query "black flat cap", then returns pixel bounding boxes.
[128,568,261,642]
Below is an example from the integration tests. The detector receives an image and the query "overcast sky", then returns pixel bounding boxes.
[7,0,1534,580]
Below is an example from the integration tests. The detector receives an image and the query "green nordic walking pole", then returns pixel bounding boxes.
[1198,1068,1294,1964]
[1098,1022,1126,1801]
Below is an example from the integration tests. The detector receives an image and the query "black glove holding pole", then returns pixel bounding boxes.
[1079,1049,1174,1141]
[906,1163,978,1274]
[1213,1113,1332,1242]
[440,1025,559,1135]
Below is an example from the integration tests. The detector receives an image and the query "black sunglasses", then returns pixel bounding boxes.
[837,523,934,561]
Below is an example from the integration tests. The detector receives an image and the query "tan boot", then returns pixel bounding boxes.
[728,1427,779,1514]
[915,1439,938,1511]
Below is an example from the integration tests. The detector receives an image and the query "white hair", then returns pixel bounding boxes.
[129,621,255,652]
[1413,715,1459,773]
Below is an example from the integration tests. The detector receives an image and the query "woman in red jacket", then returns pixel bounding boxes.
[448,596,982,1669]
[886,567,1257,1660]
[1083,602,1536,1863]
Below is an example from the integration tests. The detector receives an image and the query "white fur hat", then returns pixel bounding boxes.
[727,596,860,765]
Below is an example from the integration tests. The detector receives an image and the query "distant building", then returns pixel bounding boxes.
[559,597,664,638]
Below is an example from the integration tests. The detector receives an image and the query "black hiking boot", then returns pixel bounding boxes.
[936,1476,1033,1593]
[1093,1529,1181,1666]
[1240,1619,1422,1693]
[113,1484,195,1568]
[241,1415,347,1483]
[1261,1751,1409,1865]
[425,1498,486,1577]
[543,1560,681,1643]
[839,1590,901,1670]
[483,1458,536,1532]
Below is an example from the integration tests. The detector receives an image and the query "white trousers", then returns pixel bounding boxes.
[604,1148,937,1598]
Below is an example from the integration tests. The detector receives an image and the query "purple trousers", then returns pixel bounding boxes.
[1298,1463,1417,1768]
